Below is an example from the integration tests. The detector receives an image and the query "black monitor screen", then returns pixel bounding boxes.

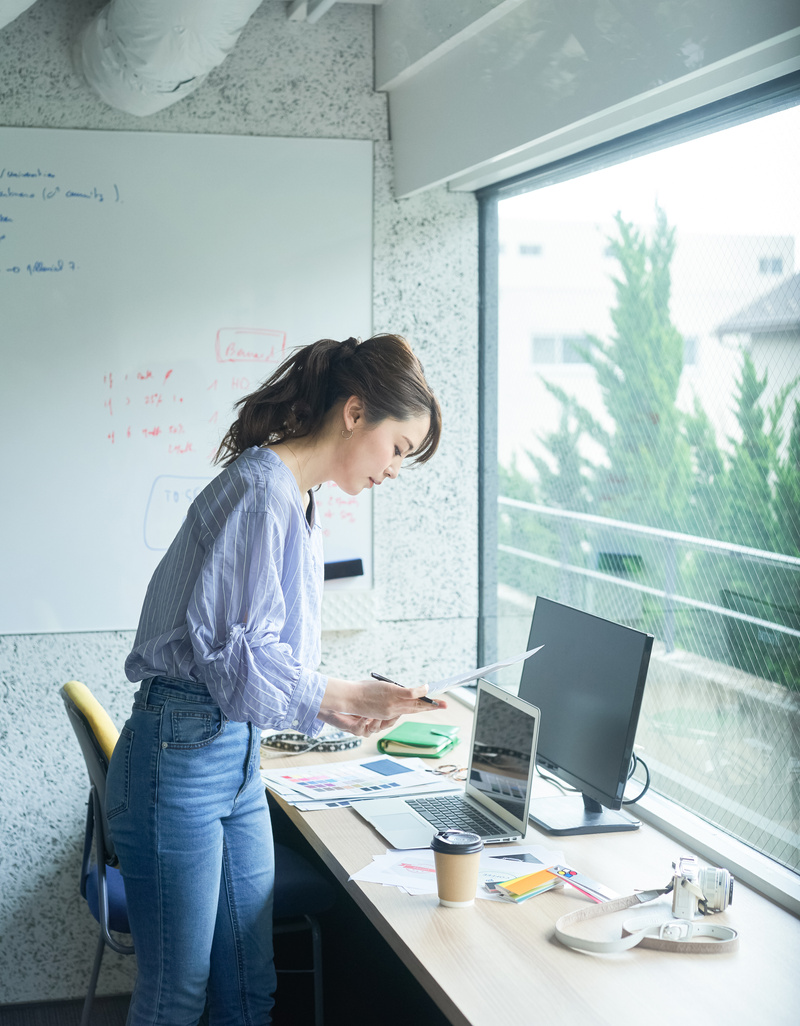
[518,597,653,835]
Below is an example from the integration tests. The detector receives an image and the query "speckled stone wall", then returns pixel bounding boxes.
[0,0,478,1006]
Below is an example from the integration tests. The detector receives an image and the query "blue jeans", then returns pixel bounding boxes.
[106,676,276,1026]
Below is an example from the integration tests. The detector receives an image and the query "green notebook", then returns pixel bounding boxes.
[377,722,460,758]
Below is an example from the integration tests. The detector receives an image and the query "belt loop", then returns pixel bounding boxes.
[140,676,157,703]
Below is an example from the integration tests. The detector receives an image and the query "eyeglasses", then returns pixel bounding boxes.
[432,763,468,781]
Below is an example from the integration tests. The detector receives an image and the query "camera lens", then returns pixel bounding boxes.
[700,867,733,912]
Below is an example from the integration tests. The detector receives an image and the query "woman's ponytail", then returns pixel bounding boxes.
[215,333,440,467]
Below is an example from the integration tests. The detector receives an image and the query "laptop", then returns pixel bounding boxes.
[354,679,540,849]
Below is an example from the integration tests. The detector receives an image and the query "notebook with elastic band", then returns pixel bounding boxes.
[377,722,460,758]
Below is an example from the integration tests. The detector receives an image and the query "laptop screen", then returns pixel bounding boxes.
[466,681,539,830]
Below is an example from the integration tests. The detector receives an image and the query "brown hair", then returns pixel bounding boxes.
[214,334,441,467]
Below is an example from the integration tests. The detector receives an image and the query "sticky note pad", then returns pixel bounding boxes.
[497,868,561,902]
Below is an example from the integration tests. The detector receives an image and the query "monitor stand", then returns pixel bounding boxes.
[528,794,640,836]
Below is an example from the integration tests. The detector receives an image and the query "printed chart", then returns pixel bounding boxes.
[264,757,441,802]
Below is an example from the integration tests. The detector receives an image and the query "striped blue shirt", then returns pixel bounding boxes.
[125,446,327,734]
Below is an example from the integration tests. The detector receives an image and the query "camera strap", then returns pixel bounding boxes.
[555,888,739,954]
[260,730,362,754]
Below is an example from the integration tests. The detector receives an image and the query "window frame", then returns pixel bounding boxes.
[476,71,800,913]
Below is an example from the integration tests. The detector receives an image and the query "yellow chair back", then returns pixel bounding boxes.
[62,680,120,761]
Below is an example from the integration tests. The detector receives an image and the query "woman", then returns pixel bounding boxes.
[106,333,444,1025]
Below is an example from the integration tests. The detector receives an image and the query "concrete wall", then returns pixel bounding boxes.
[0,0,478,1003]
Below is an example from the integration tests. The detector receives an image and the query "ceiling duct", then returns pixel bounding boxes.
[73,0,263,116]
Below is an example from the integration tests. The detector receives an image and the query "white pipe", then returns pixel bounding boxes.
[0,0,37,33]
[74,0,263,116]
[307,0,338,24]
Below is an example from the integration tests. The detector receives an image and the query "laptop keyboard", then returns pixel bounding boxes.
[406,795,503,837]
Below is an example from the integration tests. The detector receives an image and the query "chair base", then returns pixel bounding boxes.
[274,914,324,1026]
[80,932,107,1026]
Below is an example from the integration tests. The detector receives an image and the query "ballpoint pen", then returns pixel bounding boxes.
[370,671,439,704]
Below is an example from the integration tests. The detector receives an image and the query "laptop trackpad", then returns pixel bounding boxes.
[373,812,427,832]
[370,812,435,848]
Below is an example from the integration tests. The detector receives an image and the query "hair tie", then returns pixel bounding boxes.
[338,336,360,358]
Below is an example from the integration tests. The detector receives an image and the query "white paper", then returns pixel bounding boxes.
[282,780,462,811]
[480,843,565,866]
[350,849,532,900]
[426,645,544,695]
[349,845,571,901]
[261,756,451,802]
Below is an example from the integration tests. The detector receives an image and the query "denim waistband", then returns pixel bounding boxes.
[138,675,214,705]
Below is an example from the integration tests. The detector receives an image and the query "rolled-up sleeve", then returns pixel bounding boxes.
[187,509,327,733]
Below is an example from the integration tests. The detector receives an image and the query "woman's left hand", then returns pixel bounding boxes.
[317,709,399,737]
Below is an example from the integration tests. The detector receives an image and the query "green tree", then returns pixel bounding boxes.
[497,455,556,599]
[530,380,597,513]
[496,206,800,683]
[683,395,728,539]
[581,206,693,529]
[775,402,800,558]
[724,352,796,552]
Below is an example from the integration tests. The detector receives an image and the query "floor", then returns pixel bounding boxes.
[0,813,451,1026]
[0,996,129,1026]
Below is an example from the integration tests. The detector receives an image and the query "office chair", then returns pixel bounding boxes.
[60,680,134,1026]
[60,680,336,1026]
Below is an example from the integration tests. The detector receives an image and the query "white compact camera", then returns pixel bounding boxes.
[671,856,734,919]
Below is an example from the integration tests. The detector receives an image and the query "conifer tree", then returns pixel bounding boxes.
[775,402,800,559]
[530,380,597,513]
[683,395,728,539]
[579,206,693,529]
[725,352,796,552]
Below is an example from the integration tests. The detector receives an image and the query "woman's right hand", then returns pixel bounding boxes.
[319,677,446,724]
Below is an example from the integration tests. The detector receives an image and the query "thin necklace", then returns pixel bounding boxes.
[274,440,310,508]
[282,440,300,466]
[262,438,300,466]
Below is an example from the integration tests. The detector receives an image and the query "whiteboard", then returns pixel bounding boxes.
[0,128,373,634]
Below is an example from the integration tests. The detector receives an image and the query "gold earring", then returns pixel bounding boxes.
[342,428,353,440]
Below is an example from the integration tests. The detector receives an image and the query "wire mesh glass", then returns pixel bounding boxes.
[493,103,800,873]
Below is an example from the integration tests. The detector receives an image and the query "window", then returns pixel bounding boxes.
[531,335,557,364]
[479,87,800,878]
[531,335,591,365]
[759,256,784,274]
[683,335,699,366]
[561,337,588,364]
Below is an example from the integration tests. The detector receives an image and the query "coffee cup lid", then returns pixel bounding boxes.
[430,829,484,855]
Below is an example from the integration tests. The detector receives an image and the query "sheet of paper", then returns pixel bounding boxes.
[350,849,533,900]
[426,645,544,696]
[480,843,565,867]
[284,780,463,811]
[262,756,449,802]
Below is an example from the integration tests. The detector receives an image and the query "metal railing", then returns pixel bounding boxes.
[498,497,800,652]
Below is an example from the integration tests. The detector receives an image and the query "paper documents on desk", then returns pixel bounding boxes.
[426,644,544,696]
[261,755,460,807]
[350,843,565,900]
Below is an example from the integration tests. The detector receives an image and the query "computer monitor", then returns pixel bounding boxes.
[518,597,653,835]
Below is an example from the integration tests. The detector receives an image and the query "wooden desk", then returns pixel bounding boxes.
[263,697,799,1026]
